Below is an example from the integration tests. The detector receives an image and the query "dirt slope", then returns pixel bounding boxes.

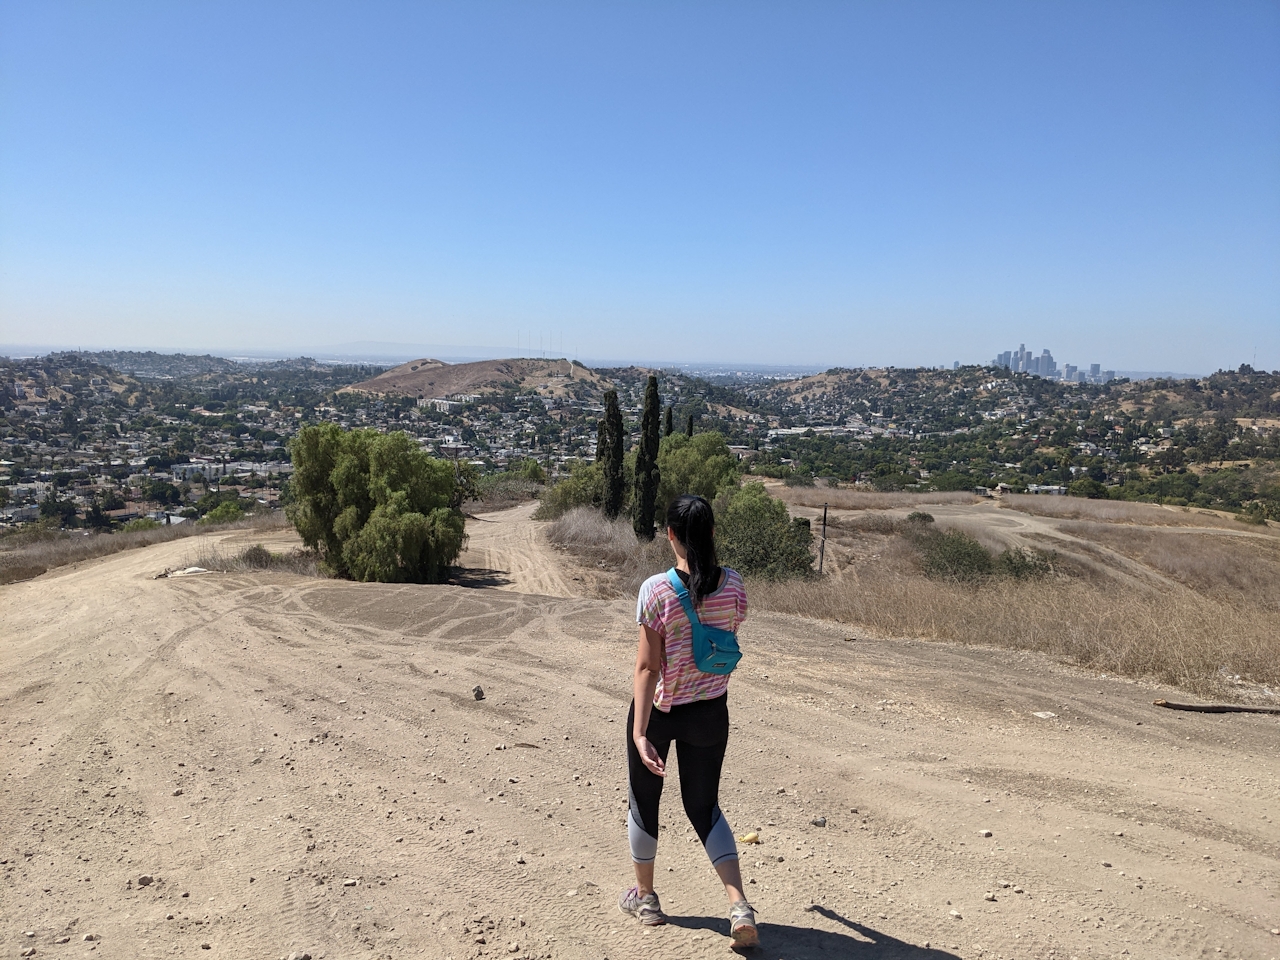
[2,513,1278,960]
[343,358,609,402]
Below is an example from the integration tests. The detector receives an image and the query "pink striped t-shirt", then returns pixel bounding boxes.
[636,567,747,712]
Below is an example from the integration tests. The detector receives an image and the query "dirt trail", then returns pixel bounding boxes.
[2,509,1278,960]
[459,502,578,597]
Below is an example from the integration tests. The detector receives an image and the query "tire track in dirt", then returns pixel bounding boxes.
[3,512,1278,958]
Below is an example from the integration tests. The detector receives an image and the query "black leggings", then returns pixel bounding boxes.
[626,694,738,866]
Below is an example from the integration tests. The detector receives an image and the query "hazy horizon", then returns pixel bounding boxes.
[0,338,1218,381]
[2,3,1277,372]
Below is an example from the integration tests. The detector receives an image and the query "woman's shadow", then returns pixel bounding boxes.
[670,904,960,959]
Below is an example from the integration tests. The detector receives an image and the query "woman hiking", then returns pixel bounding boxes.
[618,494,759,948]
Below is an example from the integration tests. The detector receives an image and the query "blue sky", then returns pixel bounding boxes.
[2,1,1277,371]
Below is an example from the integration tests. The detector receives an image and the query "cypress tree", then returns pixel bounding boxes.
[602,389,625,519]
[685,413,695,437]
[633,376,661,540]
[595,418,607,463]
[664,405,673,437]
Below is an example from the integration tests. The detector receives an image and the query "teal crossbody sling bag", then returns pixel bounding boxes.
[665,567,742,675]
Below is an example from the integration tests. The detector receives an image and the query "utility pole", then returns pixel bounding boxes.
[818,502,828,574]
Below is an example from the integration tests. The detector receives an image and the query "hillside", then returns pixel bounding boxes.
[66,350,246,379]
[2,509,1277,958]
[344,357,612,402]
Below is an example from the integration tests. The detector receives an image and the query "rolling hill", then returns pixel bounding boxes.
[343,356,612,402]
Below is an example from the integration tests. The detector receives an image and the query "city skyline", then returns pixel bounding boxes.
[0,337,1217,382]
[989,344,1117,384]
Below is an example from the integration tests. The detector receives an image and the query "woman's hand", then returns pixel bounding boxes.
[632,624,665,776]
[634,735,666,777]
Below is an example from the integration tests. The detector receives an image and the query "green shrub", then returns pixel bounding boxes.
[534,462,604,520]
[714,483,814,580]
[995,547,1051,579]
[928,470,979,492]
[286,424,467,582]
[121,517,162,532]
[199,501,244,525]
[913,529,993,582]
[905,511,935,525]
[508,458,547,483]
[1069,478,1109,499]
[783,473,815,487]
[240,544,274,568]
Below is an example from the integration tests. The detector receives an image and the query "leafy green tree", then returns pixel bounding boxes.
[601,390,625,520]
[510,458,546,483]
[144,478,183,505]
[40,490,78,527]
[86,502,111,530]
[633,375,661,541]
[656,431,739,516]
[1068,477,1108,499]
[664,405,674,438]
[100,489,126,511]
[287,424,466,582]
[714,483,813,579]
[685,413,694,437]
[199,501,245,524]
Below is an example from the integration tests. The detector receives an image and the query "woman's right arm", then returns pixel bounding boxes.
[632,623,666,777]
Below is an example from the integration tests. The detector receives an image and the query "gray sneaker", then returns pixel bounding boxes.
[729,899,758,948]
[618,886,666,926]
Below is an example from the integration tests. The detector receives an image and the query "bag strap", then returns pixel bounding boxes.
[665,567,702,627]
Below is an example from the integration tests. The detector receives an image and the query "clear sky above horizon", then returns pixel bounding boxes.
[2,1,1278,372]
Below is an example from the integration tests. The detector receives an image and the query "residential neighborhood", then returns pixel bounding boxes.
[2,351,1278,529]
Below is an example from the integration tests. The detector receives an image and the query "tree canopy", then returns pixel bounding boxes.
[656,431,740,517]
[713,482,814,580]
[287,425,467,582]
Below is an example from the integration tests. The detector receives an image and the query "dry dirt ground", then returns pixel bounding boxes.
[2,509,1278,960]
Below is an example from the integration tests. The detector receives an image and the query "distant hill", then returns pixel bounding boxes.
[64,351,245,379]
[344,357,612,401]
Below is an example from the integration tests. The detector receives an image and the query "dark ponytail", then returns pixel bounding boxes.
[666,494,719,601]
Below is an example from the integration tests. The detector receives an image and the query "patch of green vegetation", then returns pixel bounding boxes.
[287,424,467,582]
[714,483,814,580]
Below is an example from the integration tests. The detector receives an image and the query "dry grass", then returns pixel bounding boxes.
[999,494,1245,528]
[470,475,544,511]
[0,514,290,585]
[544,506,669,597]
[1056,521,1280,606]
[780,487,980,512]
[748,572,1277,697]
[186,541,322,577]
[544,503,1279,698]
